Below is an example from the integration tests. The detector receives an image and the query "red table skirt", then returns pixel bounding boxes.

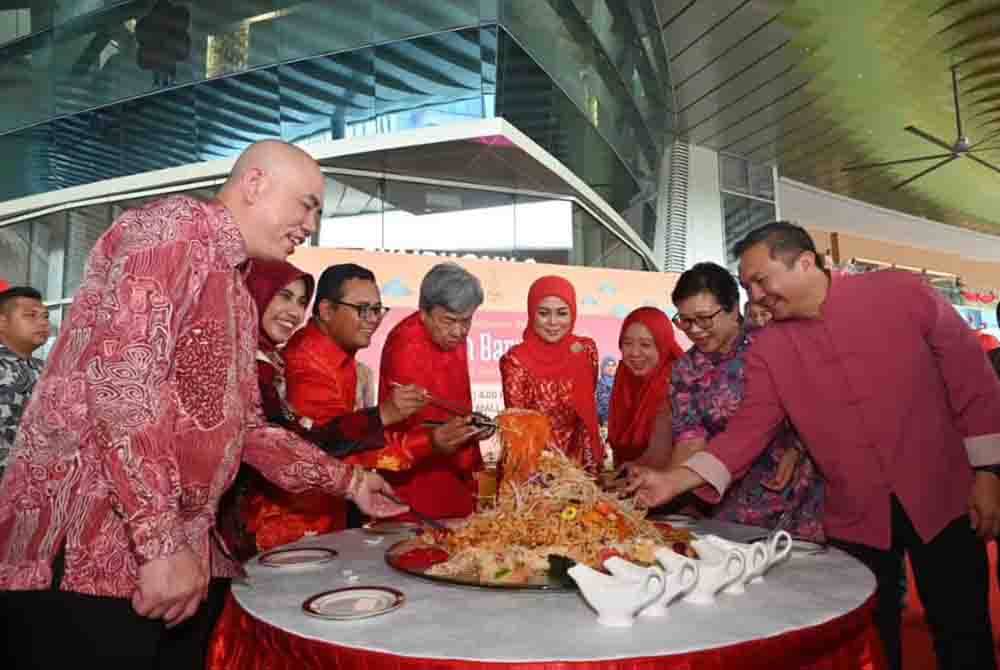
[207,593,886,670]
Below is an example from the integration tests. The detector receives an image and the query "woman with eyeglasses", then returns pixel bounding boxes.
[606,307,686,469]
[500,276,604,473]
[660,262,824,540]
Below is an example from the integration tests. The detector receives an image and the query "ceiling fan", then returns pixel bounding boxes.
[842,66,1000,190]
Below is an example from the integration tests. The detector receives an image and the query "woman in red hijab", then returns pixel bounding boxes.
[248,259,315,423]
[500,276,603,472]
[607,307,685,468]
[217,259,341,560]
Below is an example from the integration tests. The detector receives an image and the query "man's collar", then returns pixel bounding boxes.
[207,199,249,268]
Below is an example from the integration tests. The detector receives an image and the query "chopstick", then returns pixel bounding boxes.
[378,491,450,532]
[390,381,497,428]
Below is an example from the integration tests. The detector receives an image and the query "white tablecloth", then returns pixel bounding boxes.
[232,520,875,663]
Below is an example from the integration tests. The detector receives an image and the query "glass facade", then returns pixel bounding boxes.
[0,176,647,358]
[0,1,671,250]
[0,1,669,347]
[720,153,777,264]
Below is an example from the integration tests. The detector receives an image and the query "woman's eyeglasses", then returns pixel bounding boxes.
[671,307,723,331]
[335,300,390,321]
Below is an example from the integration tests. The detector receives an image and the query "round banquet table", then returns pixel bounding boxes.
[208,519,886,670]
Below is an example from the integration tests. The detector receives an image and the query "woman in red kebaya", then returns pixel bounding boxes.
[607,307,685,469]
[500,276,604,472]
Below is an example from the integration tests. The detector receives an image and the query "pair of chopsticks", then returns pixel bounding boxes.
[389,381,497,429]
[377,491,449,532]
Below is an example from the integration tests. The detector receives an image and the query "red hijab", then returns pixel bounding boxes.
[245,259,315,352]
[507,276,601,454]
[607,307,685,464]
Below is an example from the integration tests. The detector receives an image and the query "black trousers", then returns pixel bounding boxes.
[832,496,995,670]
[0,552,229,670]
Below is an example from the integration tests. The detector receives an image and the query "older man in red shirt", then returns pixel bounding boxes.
[0,140,405,670]
[630,222,1000,670]
[379,263,489,520]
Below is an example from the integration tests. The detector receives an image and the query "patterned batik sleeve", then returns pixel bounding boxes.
[670,362,708,444]
[91,241,202,564]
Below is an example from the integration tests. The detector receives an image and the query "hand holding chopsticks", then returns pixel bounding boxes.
[377,491,450,532]
[389,382,497,450]
[382,382,430,425]
[350,470,409,518]
[390,381,497,428]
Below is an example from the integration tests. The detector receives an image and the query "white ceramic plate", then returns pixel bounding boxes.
[302,586,405,620]
[362,520,421,535]
[258,547,338,568]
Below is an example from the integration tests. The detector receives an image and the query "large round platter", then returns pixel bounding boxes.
[384,538,575,591]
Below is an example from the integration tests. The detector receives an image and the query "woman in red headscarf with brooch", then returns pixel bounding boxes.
[607,307,685,469]
[500,276,604,472]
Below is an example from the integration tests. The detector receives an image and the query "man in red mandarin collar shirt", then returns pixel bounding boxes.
[630,222,1000,670]
[0,140,406,669]
[378,263,490,520]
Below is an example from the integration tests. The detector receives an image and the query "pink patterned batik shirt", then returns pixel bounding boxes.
[0,195,358,598]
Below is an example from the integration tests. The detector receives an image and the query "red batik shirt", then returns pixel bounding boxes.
[0,195,359,597]
[378,312,482,519]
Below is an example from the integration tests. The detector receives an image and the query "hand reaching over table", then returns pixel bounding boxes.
[431,416,485,455]
[599,463,631,495]
[349,469,409,517]
[625,465,706,508]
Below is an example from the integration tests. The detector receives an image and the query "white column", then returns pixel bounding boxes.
[685,144,725,268]
[652,142,670,268]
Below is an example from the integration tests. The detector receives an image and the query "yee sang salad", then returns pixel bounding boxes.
[389,409,695,586]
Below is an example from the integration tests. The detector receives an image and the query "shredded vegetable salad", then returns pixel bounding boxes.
[411,411,694,585]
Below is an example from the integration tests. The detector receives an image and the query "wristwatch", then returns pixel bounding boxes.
[974,464,1000,475]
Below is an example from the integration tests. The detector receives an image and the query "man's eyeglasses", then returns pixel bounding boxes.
[672,307,723,331]
[334,300,390,321]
